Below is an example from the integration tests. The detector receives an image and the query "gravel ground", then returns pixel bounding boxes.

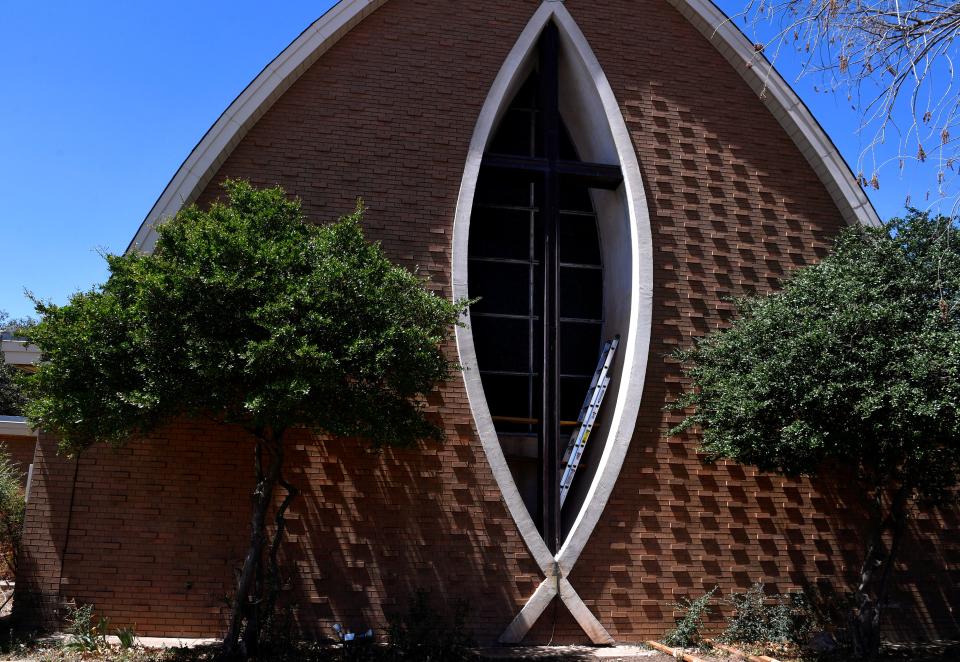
[478,643,672,660]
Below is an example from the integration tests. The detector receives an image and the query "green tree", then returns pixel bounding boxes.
[0,365,24,417]
[671,211,960,659]
[0,447,25,578]
[0,311,28,416]
[19,181,468,659]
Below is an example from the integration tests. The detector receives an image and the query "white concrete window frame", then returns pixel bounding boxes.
[451,1,653,644]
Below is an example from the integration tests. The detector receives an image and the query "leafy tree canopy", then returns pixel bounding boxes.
[21,180,466,453]
[0,365,24,417]
[672,211,960,502]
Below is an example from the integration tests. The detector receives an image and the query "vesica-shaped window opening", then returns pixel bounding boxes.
[467,21,623,552]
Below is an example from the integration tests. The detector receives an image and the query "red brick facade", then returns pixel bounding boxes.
[0,435,36,487]
[15,0,959,644]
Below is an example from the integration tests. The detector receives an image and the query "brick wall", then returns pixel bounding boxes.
[15,0,959,644]
[15,433,76,629]
[0,434,36,487]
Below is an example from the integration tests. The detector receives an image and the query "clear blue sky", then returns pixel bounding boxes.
[0,1,924,320]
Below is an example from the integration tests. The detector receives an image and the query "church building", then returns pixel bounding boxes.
[15,0,958,645]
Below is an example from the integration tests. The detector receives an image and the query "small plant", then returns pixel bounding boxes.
[790,583,856,649]
[718,582,855,649]
[64,603,109,651]
[720,583,793,644]
[387,590,476,660]
[663,586,717,648]
[0,446,25,578]
[116,625,137,649]
[257,606,300,660]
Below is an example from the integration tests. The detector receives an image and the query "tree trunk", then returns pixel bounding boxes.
[263,472,299,629]
[220,430,285,660]
[850,487,909,660]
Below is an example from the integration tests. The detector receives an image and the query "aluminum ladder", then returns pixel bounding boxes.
[559,336,619,508]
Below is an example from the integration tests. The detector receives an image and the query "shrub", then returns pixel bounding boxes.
[719,583,857,649]
[0,447,24,577]
[64,603,109,652]
[720,583,793,644]
[663,586,717,648]
[116,625,137,649]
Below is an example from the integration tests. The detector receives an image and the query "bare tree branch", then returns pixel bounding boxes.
[735,0,960,212]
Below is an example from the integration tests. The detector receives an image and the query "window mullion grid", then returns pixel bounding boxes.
[540,20,561,554]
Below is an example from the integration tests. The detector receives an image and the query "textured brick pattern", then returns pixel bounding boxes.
[15,0,959,644]
[15,433,77,629]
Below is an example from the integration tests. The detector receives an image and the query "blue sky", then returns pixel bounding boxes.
[0,1,926,320]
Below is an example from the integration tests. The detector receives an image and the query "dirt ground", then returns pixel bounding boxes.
[0,639,958,661]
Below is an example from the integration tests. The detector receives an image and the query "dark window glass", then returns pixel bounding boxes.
[470,207,532,260]
[468,62,611,526]
[488,108,534,156]
[470,69,605,408]
[475,170,534,208]
[560,321,603,376]
[560,375,592,424]
[469,261,530,316]
[533,208,544,261]
[559,268,603,319]
[559,174,595,212]
[472,317,529,373]
[559,213,602,265]
[559,123,579,161]
[480,374,531,420]
[512,73,539,110]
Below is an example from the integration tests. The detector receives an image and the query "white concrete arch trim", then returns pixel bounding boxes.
[666,0,881,228]
[127,0,388,254]
[451,1,653,645]
[126,0,878,260]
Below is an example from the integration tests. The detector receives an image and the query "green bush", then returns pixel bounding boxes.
[116,625,137,649]
[720,583,793,644]
[720,583,856,648]
[0,365,25,417]
[0,446,24,576]
[64,603,109,652]
[663,586,717,648]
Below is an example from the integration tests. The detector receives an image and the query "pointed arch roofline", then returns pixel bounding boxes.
[127,0,879,253]
[666,0,880,227]
[127,0,388,253]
